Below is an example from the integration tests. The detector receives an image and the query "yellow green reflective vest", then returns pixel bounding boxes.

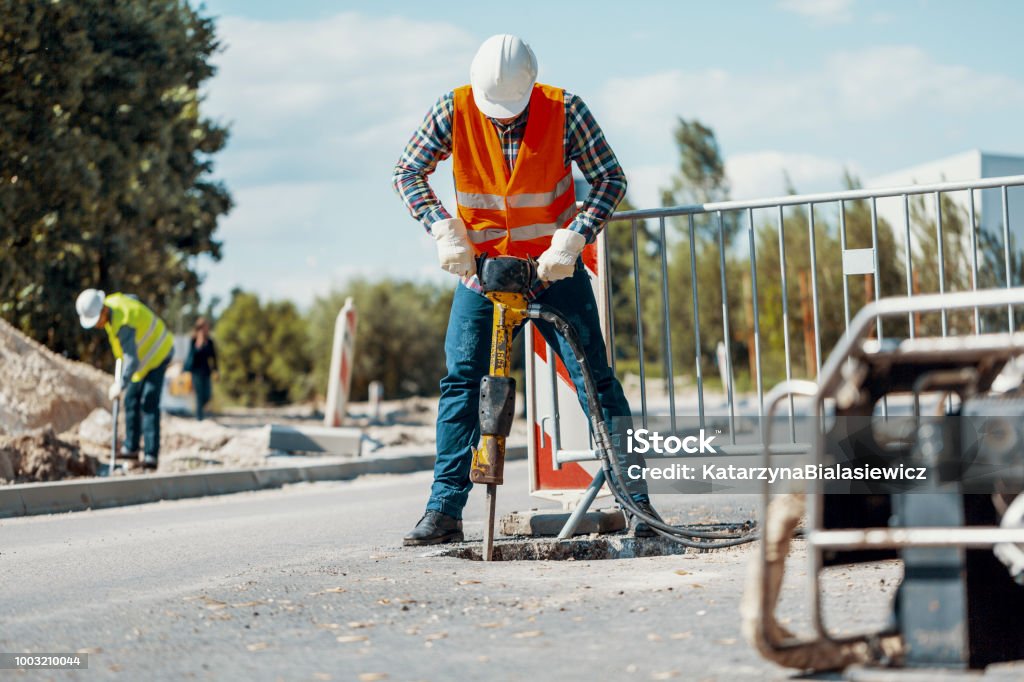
[103,293,174,382]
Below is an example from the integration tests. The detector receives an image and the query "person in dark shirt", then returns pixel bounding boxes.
[186,317,218,421]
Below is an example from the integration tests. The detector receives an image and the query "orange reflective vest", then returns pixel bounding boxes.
[452,83,577,259]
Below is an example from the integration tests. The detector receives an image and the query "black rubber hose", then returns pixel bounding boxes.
[527,303,757,548]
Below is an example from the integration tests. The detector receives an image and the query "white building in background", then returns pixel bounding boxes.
[868,150,1024,189]
[865,150,1024,256]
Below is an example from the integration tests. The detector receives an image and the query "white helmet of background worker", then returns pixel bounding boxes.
[76,288,106,328]
[470,34,538,119]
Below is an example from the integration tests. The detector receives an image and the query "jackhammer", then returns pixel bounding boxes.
[472,255,757,560]
[471,256,531,561]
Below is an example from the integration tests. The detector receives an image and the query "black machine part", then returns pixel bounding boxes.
[479,375,516,437]
[478,256,536,295]
[525,302,756,549]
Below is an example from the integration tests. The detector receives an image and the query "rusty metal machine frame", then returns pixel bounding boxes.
[760,286,1024,658]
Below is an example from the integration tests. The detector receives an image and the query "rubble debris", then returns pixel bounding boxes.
[72,408,271,473]
[0,427,98,483]
[428,536,691,561]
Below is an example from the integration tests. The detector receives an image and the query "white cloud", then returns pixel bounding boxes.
[597,45,1024,161]
[726,151,861,199]
[217,181,341,240]
[204,13,477,186]
[198,12,477,302]
[207,13,474,134]
[778,0,855,24]
[621,153,858,212]
[199,174,452,304]
[624,163,673,209]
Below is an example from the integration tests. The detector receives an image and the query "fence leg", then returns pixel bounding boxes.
[556,469,606,540]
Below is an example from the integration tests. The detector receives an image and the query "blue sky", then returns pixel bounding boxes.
[191,0,1024,307]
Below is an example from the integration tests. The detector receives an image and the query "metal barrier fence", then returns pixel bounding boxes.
[599,174,1024,436]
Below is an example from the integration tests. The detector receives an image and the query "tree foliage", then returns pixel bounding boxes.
[0,0,230,361]
[307,279,455,402]
[660,118,729,207]
[603,196,660,367]
[214,291,312,406]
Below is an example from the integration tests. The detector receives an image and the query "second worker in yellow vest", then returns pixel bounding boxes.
[76,289,174,470]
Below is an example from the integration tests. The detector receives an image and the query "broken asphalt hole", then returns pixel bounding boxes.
[426,527,745,561]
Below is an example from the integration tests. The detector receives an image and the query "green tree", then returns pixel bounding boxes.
[908,188,982,335]
[660,118,730,207]
[0,0,230,362]
[215,291,312,406]
[604,196,660,370]
[976,229,1024,332]
[306,279,455,401]
[751,172,904,383]
[651,118,747,392]
[753,190,840,381]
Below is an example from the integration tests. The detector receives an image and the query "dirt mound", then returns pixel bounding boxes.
[0,427,98,483]
[75,408,270,473]
[0,317,109,435]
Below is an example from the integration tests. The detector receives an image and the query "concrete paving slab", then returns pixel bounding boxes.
[267,424,363,455]
[500,507,626,536]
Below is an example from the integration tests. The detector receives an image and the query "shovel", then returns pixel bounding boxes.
[108,358,122,476]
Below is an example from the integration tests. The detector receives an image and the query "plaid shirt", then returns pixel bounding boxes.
[392,89,627,244]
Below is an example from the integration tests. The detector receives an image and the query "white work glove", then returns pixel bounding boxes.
[537,229,586,282]
[431,218,476,277]
[108,380,124,402]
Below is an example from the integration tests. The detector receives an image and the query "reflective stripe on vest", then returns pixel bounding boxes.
[136,316,159,350]
[103,293,173,382]
[138,328,170,370]
[456,173,573,211]
[451,83,576,259]
[465,202,577,244]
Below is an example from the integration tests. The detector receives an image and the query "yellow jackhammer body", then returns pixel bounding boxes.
[471,258,533,561]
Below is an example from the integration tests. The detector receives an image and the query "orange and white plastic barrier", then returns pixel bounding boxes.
[525,235,611,506]
[324,297,357,427]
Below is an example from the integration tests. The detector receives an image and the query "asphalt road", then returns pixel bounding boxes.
[1,462,901,681]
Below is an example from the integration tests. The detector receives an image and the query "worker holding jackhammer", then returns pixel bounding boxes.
[393,34,658,545]
[76,289,174,470]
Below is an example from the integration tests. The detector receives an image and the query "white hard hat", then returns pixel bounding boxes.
[470,34,538,119]
[76,288,106,328]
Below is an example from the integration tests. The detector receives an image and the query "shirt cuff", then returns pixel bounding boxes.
[422,205,454,232]
[568,216,598,244]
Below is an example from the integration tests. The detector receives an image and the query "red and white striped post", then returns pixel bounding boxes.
[324,297,357,428]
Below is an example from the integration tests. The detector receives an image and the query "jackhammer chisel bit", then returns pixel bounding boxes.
[484,484,497,560]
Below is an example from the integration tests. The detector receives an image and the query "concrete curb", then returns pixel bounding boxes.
[0,445,527,519]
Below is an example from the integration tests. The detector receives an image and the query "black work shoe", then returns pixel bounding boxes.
[119,447,140,461]
[403,510,464,546]
[141,454,159,470]
[627,499,663,538]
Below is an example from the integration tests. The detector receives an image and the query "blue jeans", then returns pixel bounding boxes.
[193,371,212,421]
[124,355,170,458]
[428,261,649,519]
